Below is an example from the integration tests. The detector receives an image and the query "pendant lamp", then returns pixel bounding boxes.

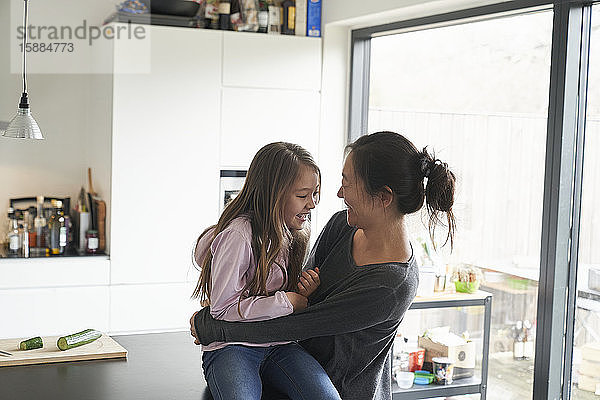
[2,0,43,140]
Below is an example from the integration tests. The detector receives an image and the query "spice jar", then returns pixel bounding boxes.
[86,230,99,254]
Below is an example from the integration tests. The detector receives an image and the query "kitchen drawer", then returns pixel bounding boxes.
[109,282,200,333]
[0,286,110,339]
[0,257,110,290]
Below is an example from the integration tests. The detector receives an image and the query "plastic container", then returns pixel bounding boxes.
[589,267,600,292]
[454,280,480,294]
[417,266,436,297]
[432,357,455,385]
[414,370,435,385]
[395,371,414,389]
[405,347,425,372]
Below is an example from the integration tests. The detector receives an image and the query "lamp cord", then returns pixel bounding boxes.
[22,0,28,94]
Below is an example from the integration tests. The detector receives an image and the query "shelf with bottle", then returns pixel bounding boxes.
[107,0,321,38]
[1,196,105,260]
[390,292,493,400]
[197,0,320,36]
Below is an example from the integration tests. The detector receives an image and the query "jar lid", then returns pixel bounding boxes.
[432,357,453,364]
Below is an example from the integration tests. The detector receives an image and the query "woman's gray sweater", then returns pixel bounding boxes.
[194,211,419,400]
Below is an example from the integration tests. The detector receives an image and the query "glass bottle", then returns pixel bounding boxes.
[230,0,242,31]
[281,0,295,34]
[218,0,232,30]
[7,208,21,257]
[267,0,281,34]
[34,196,46,249]
[47,200,61,255]
[58,205,67,255]
[21,221,29,258]
[257,0,269,33]
[26,208,37,250]
[204,0,219,29]
[86,230,99,254]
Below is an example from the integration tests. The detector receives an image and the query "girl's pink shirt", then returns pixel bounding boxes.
[195,215,294,351]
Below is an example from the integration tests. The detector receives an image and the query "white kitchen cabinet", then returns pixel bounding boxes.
[93,25,321,333]
[0,257,110,290]
[222,31,322,90]
[220,87,321,168]
[109,26,221,285]
[0,286,110,339]
[109,282,200,333]
[109,25,322,285]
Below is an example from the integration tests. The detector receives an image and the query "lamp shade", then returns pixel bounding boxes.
[2,107,44,140]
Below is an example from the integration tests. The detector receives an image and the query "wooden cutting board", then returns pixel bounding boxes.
[0,334,127,367]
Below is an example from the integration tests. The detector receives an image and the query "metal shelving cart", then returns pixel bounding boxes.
[392,290,493,400]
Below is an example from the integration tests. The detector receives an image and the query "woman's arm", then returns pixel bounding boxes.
[194,278,413,345]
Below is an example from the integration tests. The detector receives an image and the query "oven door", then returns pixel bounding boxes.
[219,170,247,214]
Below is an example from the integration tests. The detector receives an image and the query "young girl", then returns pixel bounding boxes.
[191,142,341,400]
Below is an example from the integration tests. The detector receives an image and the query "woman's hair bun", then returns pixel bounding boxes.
[421,147,456,247]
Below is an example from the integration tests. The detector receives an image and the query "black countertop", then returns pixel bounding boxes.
[0,331,212,400]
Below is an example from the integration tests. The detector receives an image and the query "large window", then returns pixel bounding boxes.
[351,1,598,399]
[368,10,552,399]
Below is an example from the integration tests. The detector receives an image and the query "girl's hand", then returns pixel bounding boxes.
[285,292,308,312]
[297,267,320,298]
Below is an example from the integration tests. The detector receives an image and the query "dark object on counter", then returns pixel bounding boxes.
[141,0,200,17]
[104,11,198,28]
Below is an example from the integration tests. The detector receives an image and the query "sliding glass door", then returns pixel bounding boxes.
[350,1,597,398]
[368,9,553,399]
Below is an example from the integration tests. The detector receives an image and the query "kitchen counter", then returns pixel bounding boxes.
[0,331,211,400]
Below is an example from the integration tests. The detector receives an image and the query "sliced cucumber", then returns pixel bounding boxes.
[19,336,43,350]
[57,329,102,351]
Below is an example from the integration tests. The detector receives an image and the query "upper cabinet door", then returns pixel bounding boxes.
[110,26,222,285]
[222,31,322,91]
[220,87,320,168]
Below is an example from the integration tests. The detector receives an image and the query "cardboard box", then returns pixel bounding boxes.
[295,0,307,36]
[418,336,476,369]
[307,0,321,37]
[578,373,600,394]
[582,342,600,363]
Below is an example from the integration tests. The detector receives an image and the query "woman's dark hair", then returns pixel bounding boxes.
[345,131,456,248]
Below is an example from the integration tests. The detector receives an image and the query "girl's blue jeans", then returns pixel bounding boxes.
[202,343,341,400]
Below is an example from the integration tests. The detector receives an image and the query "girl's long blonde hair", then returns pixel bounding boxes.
[191,142,320,310]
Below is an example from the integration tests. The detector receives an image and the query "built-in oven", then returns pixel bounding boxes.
[219,170,247,214]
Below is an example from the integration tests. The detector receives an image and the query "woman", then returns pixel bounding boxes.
[190,131,456,400]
